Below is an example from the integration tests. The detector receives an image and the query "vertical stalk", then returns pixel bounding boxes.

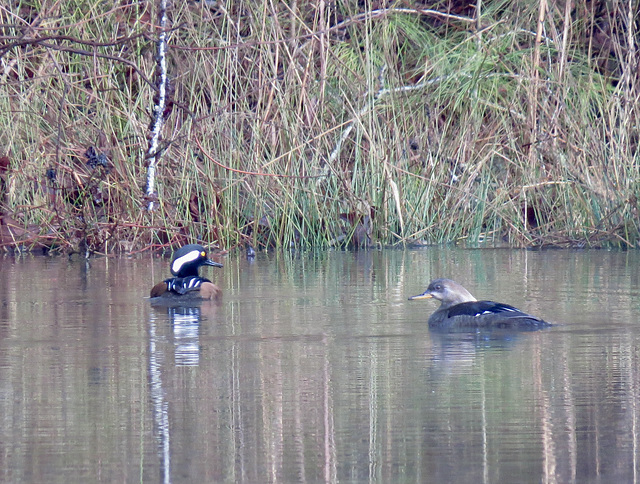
[476,0,482,48]
[145,0,169,211]
[528,0,547,166]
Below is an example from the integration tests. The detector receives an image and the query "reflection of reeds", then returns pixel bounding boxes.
[0,1,638,253]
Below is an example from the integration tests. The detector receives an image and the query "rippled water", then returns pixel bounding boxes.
[1,249,639,483]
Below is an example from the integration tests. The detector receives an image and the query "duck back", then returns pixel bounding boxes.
[429,300,551,330]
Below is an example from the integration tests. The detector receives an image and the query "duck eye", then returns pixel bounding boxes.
[200,251,206,256]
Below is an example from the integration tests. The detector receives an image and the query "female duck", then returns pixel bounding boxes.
[408,278,551,329]
[150,244,223,301]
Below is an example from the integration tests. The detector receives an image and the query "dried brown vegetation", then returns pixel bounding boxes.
[0,0,638,253]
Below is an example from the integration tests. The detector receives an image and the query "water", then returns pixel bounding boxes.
[1,249,639,483]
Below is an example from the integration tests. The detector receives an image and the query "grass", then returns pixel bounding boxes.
[0,0,638,254]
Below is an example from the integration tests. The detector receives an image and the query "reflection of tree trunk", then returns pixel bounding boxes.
[623,336,639,483]
[536,339,557,484]
[231,341,245,481]
[368,345,379,481]
[323,335,337,483]
[536,337,578,483]
[481,365,488,484]
[632,341,639,483]
[260,345,284,483]
[292,338,305,480]
[148,319,171,484]
[561,344,577,480]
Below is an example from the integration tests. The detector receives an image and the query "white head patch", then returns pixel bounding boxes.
[172,250,201,274]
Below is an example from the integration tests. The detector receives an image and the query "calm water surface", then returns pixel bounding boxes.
[1,249,640,483]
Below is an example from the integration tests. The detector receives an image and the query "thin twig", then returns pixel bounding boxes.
[194,137,324,179]
[323,66,445,180]
[172,6,475,53]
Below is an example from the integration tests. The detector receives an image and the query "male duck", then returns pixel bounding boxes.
[150,244,223,301]
[408,278,551,329]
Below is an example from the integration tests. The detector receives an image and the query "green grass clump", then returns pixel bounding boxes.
[0,0,638,253]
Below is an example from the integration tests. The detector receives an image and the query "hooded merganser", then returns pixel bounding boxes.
[150,244,223,301]
[408,278,551,329]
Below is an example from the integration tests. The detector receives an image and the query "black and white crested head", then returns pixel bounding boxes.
[170,244,223,277]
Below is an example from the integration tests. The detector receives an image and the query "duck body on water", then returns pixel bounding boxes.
[409,278,551,330]
[150,244,223,302]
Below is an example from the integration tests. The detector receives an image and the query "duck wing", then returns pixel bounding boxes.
[447,301,533,319]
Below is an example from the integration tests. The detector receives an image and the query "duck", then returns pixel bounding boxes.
[150,244,223,301]
[408,278,551,330]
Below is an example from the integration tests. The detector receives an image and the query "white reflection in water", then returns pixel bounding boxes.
[149,314,171,484]
[168,307,201,367]
[147,303,205,484]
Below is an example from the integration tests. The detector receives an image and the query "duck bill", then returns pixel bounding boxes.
[408,292,433,301]
[204,258,224,268]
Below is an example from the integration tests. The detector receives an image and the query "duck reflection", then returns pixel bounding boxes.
[148,300,219,483]
[150,300,219,367]
[168,306,202,367]
[421,322,550,384]
[431,327,523,354]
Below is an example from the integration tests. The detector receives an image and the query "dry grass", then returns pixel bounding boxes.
[0,0,638,253]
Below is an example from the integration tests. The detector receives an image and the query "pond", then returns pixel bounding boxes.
[1,248,639,483]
